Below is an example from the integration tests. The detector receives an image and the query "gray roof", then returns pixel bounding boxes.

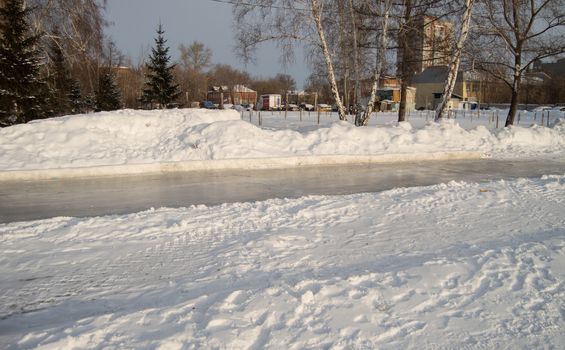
[413,66,465,84]
[540,58,565,78]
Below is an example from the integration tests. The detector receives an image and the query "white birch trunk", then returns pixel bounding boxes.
[348,0,360,106]
[435,0,475,120]
[357,0,390,126]
[311,0,347,120]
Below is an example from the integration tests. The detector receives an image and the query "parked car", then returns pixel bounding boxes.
[201,100,217,109]
[532,106,552,112]
[299,103,314,111]
[282,104,299,111]
[233,104,254,112]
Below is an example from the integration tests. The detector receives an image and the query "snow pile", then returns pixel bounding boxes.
[1,176,564,348]
[1,109,564,171]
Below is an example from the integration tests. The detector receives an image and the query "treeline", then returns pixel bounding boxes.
[0,0,300,127]
[1,0,121,126]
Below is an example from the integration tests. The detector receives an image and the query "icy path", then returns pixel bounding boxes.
[1,176,565,349]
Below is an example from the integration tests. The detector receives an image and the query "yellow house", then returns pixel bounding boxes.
[412,66,480,110]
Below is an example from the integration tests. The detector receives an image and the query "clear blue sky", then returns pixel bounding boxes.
[104,0,308,88]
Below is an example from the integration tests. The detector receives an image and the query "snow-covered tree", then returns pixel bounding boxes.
[95,71,122,111]
[0,0,48,126]
[142,24,180,109]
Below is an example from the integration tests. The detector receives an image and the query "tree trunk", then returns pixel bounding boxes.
[356,1,390,126]
[435,0,474,121]
[506,52,522,126]
[399,83,408,122]
[311,0,347,120]
[398,0,412,123]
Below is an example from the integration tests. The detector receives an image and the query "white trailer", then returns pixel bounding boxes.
[260,94,282,111]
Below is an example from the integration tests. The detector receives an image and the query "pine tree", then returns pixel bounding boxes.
[95,71,122,111]
[142,24,180,109]
[0,0,48,126]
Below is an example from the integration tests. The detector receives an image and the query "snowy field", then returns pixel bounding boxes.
[1,109,565,349]
[1,176,564,349]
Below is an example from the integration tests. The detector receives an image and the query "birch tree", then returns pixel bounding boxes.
[233,0,348,120]
[27,0,107,93]
[473,0,565,126]
[435,0,474,120]
[355,0,393,126]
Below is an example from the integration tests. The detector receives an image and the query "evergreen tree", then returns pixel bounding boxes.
[0,0,48,126]
[68,81,85,114]
[142,24,180,109]
[95,71,122,111]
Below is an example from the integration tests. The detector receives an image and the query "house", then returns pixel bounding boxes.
[366,76,416,112]
[206,86,229,105]
[232,84,257,105]
[412,66,480,110]
[206,85,257,106]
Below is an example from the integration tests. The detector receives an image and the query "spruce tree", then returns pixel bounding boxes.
[95,71,122,111]
[68,81,85,114]
[0,0,47,126]
[142,24,180,109]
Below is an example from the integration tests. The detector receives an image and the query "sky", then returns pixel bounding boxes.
[104,0,309,88]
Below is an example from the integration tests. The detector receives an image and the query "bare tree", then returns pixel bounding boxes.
[435,0,475,120]
[28,0,107,93]
[355,0,393,126]
[233,0,348,120]
[179,41,212,72]
[473,0,565,126]
[177,41,213,105]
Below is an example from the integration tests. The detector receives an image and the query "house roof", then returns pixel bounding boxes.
[233,84,256,93]
[413,66,466,84]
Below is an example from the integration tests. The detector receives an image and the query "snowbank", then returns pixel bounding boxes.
[1,109,564,175]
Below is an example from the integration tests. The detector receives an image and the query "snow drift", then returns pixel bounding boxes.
[0,109,564,172]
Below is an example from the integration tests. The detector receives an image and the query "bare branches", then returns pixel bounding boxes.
[472,0,565,125]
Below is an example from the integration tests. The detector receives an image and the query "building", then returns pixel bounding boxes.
[533,58,565,79]
[206,85,257,106]
[398,15,454,76]
[412,66,480,110]
[232,84,257,105]
[367,76,416,112]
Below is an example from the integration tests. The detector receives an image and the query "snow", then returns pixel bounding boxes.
[1,108,565,348]
[0,108,564,177]
[1,176,564,348]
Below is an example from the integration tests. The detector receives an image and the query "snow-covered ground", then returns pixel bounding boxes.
[1,109,565,349]
[0,108,564,173]
[1,176,564,348]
